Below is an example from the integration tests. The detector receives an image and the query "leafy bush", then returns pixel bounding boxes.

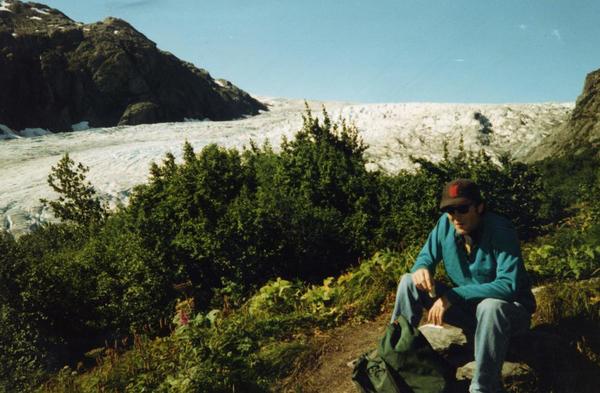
[375,172,441,248]
[0,304,48,393]
[0,230,65,392]
[0,216,178,389]
[124,109,380,303]
[301,277,340,317]
[411,138,545,240]
[522,147,600,283]
[35,248,413,393]
[334,248,418,320]
[533,148,600,220]
[9,224,92,357]
[249,278,301,316]
[524,206,600,282]
[77,212,176,333]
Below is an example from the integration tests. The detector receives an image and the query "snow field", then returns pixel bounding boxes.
[0,97,573,234]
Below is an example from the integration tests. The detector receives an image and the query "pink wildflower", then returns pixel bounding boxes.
[180,310,189,325]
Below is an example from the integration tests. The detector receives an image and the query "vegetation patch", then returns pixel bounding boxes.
[0,107,598,392]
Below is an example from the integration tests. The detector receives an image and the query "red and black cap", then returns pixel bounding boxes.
[439,179,482,210]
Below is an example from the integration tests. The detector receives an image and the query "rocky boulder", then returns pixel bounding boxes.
[0,0,266,132]
[455,361,535,391]
[416,278,600,393]
[118,101,160,126]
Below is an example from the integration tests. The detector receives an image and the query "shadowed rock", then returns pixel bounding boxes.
[456,361,535,385]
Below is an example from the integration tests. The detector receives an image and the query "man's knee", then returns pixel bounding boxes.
[398,273,413,292]
[392,273,421,326]
[476,298,510,323]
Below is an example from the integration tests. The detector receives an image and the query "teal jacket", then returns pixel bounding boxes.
[411,211,536,313]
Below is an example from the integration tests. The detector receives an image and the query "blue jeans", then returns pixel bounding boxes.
[391,274,531,393]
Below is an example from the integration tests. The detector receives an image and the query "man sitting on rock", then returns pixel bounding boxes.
[391,179,536,393]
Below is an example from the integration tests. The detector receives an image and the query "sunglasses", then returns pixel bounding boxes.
[442,204,472,215]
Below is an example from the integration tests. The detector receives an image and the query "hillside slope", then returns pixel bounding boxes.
[0,0,266,132]
[527,67,600,161]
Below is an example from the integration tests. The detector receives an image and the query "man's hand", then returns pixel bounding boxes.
[412,268,434,294]
[427,296,452,326]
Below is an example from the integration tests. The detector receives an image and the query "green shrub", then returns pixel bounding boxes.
[249,278,301,316]
[2,215,179,384]
[77,212,176,333]
[335,249,417,319]
[0,226,89,392]
[524,212,600,282]
[411,139,545,240]
[124,109,380,303]
[533,148,600,221]
[34,248,417,393]
[12,224,93,352]
[0,304,48,393]
[301,277,341,318]
[375,172,440,248]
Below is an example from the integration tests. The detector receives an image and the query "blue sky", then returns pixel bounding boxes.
[42,0,600,103]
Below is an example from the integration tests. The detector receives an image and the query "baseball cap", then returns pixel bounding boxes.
[439,179,482,210]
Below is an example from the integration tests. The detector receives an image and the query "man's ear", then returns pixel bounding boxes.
[477,203,485,214]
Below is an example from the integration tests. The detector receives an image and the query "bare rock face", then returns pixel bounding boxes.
[528,68,600,160]
[0,1,266,132]
[567,68,600,154]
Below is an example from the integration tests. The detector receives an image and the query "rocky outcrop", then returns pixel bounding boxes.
[528,68,600,160]
[0,0,266,132]
[566,68,600,154]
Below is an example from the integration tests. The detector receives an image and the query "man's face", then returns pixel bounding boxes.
[445,202,484,235]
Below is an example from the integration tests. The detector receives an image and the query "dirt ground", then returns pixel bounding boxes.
[280,311,390,393]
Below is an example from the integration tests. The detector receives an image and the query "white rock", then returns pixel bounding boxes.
[419,324,468,352]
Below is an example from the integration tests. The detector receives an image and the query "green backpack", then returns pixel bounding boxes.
[351,316,454,393]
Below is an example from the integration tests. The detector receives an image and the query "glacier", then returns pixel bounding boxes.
[0,97,573,235]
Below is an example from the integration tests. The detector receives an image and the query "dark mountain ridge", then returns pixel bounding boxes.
[0,0,266,132]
